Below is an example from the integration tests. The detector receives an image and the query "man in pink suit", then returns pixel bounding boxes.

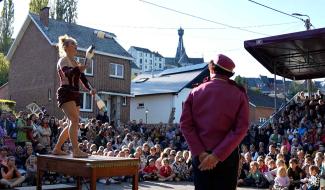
[180,54,249,190]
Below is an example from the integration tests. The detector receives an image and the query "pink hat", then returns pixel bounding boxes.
[212,54,235,73]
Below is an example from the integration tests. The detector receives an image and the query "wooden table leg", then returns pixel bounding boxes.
[90,170,96,190]
[37,169,43,190]
[132,172,139,190]
[76,176,81,190]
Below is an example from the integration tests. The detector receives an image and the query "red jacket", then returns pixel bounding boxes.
[180,76,249,161]
[143,165,158,174]
[159,165,172,177]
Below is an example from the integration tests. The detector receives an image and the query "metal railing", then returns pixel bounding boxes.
[259,92,300,128]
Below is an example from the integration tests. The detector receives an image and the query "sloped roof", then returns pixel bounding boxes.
[29,13,132,59]
[132,63,208,96]
[244,27,325,80]
[131,61,140,70]
[130,46,152,54]
[247,89,284,108]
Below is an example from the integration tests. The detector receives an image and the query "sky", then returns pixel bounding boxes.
[1,0,325,78]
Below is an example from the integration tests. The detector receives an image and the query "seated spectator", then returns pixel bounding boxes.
[257,156,268,173]
[143,158,158,181]
[288,158,305,190]
[238,161,268,188]
[25,155,37,185]
[273,166,290,190]
[0,147,8,165]
[157,158,175,182]
[172,156,189,181]
[0,156,25,188]
[301,165,320,190]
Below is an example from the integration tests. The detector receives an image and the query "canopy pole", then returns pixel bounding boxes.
[283,77,286,103]
[274,63,277,112]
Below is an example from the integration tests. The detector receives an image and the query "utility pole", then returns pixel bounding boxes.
[248,0,314,107]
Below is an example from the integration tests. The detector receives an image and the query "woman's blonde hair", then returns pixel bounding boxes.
[57,34,77,57]
[277,166,287,177]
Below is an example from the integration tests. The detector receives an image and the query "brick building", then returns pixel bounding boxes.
[247,89,284,125]
[6,8,133,124]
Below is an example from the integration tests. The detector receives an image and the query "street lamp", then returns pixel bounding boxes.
[145,109,149,124]
[291,13,312,30]
[292,12,313,98]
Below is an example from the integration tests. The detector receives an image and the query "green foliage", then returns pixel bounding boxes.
[0,53,9,86]
[234,75,247,87]
[0,0,14,54]
[29,0,49,14]
[0,99,16,111]
[51,0,78,23]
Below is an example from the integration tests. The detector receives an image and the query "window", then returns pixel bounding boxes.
[137,103,144,109]
[122,97,127,106]
[139,59,142,64]
[48,89,52,101]
[139,52,143,57]
[75,56,93,76]
[259,117,266,123]
[110,63,124,78]
[80,92,93,112]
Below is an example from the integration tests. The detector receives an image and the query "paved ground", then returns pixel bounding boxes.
[78,181,267,190]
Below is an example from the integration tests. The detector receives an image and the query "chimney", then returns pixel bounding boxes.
[40,7,49,28]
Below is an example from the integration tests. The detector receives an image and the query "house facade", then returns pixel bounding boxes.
[128,46,165,73]
[130,63,208,124]
[247,89,285,125]
[7,8,133,124]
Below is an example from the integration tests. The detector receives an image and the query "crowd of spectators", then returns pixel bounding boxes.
[0,108,192,188]
[238,91,325,190]
[2,90,325,189]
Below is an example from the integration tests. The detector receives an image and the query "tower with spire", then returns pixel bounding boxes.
[175,27,189,65]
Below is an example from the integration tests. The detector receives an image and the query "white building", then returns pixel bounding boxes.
[130,63,208,124]
[128,46,165,73]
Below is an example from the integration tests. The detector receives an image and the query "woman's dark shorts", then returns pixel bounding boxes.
[57,85,80,108]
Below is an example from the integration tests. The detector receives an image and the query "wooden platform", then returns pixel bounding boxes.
[36,154,140,190]
[16,184,76,190]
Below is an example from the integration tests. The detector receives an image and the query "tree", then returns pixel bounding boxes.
[0,0,14,54]
[29,0,49,14]
[52,0,78,23]
[234,75,247,88]
[0,53,9,86]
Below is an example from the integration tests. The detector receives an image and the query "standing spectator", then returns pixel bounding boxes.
[16,111,32,146]
[37,116,51,147]
[96,111,109,124]
[0,156,25,188]
[180,54,249,190]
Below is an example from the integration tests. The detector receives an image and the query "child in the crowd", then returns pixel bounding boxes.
[172,156,188,181]
[25,155,37,185]
[0,156,26,188]
[238,161,268,188]
[320,156,325,190]
[301,165,320,190]
[143,158,158,181]
[157,158,175,182]
[273,166,290,190]
[257,156,268,173]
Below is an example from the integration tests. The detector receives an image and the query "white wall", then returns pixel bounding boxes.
[130,88,192,124]
[130,94,173,123]
[174,88,192,123]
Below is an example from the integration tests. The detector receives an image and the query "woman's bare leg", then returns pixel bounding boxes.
[53,101,88,157]
[52,123,69,155]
